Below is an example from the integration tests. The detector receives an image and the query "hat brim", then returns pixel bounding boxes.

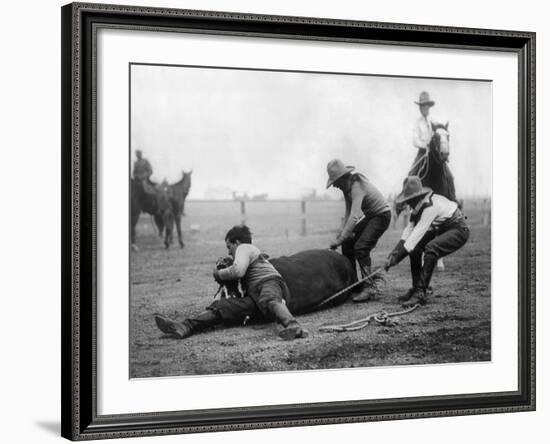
[415,100,435,107]
[326,166,355,188]
[395,187,432,205]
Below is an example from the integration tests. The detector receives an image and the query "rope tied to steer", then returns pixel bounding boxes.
[315,267,386,310]
[319,304,420,333]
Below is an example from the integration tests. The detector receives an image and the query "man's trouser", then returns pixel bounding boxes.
[200,277,296,328]
[341,211,391,274]
[409,217,469,290]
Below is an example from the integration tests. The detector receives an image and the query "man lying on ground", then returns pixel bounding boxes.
[155,225,357,341]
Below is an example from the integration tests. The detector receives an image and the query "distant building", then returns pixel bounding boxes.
[232,191,250,201]
[251,193,268,201]
[204,187,233,200]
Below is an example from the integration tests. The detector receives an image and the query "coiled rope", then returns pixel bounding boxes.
[408,150,430,181]
[319,304,420,333]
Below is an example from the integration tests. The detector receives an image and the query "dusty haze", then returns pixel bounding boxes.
[131,64,492,200]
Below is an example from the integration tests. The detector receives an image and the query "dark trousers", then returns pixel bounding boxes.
[409,220,469,290]
[342,211,391,272]
[202,278,293,327]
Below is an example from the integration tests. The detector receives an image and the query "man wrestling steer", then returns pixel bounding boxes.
[155,225,358,340]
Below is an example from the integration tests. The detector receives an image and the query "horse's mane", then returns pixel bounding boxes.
[431,122,448,132]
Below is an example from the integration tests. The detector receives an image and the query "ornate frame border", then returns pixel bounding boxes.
[61,2,535,440]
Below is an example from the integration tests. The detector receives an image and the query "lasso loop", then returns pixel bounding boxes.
[319,304,420,333]
[408,150,430,181]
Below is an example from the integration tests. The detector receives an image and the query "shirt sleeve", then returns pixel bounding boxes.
[339,183,365,240]
[402,206,439,252]
[400,221,415,241]
[217,245,253,280]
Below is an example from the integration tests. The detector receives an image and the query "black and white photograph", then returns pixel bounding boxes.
[129,64,492,378]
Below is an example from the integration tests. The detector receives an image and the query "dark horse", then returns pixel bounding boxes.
[162,170,192,249]
[131,179,173,251]
[409,121,456,203]
[130,171,192,251]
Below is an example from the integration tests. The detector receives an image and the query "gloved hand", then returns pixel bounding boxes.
[384,254,399,271]
[329,238,341,250]
[385,240,408,271]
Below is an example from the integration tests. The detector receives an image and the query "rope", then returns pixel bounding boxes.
[315,268,385,310]
[408,150,430,181]
[319,304,420,333]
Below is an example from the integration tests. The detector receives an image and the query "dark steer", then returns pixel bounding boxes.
[270,249,357,314]
[155,249,357,339]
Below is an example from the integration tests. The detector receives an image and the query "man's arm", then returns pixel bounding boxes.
[144,160,153,176]
[217,245,253,281]
[403,206,438,252]
[338,183,365,241]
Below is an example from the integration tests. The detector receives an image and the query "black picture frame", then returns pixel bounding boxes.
[61,2,535,440]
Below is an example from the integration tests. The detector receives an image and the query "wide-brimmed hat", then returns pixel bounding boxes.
[395,176,432,204]
[326,159,355,188]
[414,91,435,107]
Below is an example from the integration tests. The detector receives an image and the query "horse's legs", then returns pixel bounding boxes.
[130,205,140,252]
[175,212,184,248]
[163,210,174,249]
[153,213,164,237]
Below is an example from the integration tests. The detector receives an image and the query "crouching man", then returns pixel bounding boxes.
[384,176,469,308]
[155,225,309,340]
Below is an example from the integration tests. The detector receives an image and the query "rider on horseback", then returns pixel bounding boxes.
[132,150,155,195]
[410,91,455,200]
[411,91,437,175]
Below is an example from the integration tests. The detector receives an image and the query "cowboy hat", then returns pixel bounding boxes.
[414,91,435,107]
[395,176,432,205]
[326,159,355,188]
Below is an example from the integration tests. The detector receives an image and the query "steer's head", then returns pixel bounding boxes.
[214,256,244,299]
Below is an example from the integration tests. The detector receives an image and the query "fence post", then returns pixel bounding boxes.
[240,200,246,225]
[300,200,307,236]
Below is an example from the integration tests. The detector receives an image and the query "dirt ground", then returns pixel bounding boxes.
[130,200,491,378]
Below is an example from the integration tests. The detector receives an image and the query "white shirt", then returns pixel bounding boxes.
[401,193,458,252]
[412,115,433,150]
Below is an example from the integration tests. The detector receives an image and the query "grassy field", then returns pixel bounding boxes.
[130,199,491,378]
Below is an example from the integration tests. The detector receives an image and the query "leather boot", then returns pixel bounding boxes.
[185,309,222,332]
[267,301,309,340]
[420,253,438,292]
[352,263,380,303]
[155,309,221,339]
[154,315,193,339]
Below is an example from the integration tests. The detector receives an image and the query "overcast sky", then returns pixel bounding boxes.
[131,64,492,199]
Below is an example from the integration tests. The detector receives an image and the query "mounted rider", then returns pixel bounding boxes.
[132,150,156,195]
[410,91,455,200]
